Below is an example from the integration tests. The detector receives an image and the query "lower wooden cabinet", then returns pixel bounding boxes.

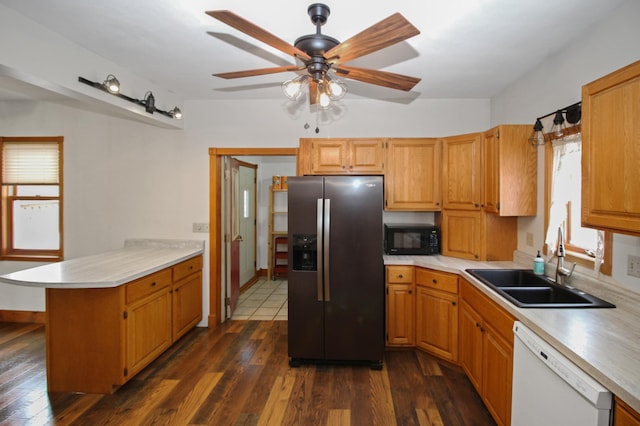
[45,255,203,394]
[459,278,515,426]
[615,397,640,426]
[415,268,458,362]
[385,266,415,346]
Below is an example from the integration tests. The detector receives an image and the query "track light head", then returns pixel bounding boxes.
[144,91,155,114]
[102,74,120,94]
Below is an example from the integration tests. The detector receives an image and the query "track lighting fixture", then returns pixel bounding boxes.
[143,91,155,114]
[169,107,182,119]
[551,110,566,137]
[78,76,183,119]
[528,102,581,146]
[102,74,120,93]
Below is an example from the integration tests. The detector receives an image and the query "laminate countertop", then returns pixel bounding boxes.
[0,239,204,289]
[384,254,640,414]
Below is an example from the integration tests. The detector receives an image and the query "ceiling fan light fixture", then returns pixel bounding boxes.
[317,83,331,109]
[282,75,308,101]
[102,74,120,94]
[325,73,347,100]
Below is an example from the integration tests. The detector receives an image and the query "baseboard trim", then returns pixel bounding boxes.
[0,310,46,324]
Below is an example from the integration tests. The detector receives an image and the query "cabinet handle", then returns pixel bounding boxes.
[151,282,156,287]
[408,290,412,294]
[432,279,437,284]
[452,301,456,306]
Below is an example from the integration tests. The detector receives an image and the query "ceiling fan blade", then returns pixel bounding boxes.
[325,13,419,64]
[206,10,311,61]
[309,80,318,105]
[214,66,303,79]
[335,66,420,91]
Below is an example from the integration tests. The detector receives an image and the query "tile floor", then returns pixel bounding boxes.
[231,278,288,320]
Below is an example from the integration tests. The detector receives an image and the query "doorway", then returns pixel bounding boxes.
[208,148,297,327]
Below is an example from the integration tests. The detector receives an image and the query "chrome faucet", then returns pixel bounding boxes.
[555,227,576,286]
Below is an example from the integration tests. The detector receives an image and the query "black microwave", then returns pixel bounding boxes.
[384,224,440,255]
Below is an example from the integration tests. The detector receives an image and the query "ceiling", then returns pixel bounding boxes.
[0,0,626,104]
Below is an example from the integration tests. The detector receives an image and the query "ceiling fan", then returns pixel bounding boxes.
[206,4,421,107]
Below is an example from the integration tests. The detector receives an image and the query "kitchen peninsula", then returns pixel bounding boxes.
[0,239,204,394]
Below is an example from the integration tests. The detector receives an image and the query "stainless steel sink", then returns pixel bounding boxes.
[466,269,615,308]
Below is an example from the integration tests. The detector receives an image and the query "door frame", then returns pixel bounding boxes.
[208,147,297,327]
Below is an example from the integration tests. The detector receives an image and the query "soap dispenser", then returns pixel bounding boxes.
[533,250,545,275]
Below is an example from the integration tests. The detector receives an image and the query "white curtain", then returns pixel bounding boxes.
[544,133,604,271]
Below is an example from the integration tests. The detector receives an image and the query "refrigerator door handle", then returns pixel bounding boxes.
[316,198,323,301]
[323,198,331,301]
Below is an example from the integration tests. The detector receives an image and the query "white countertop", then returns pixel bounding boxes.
[0,239,204,289]
[385,254,640,414]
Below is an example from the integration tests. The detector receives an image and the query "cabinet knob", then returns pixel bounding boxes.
[398,274,403,278]
[474,203,479,208]
[452,301,456,306]
[151,282,156,287]
[432,279,437,284]
[408,290,412,294]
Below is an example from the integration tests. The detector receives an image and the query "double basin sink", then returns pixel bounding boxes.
[466,269,615,308]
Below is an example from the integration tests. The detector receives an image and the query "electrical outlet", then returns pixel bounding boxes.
[192,222,209,233]
[526,232,534,247]
[627,255,640,278]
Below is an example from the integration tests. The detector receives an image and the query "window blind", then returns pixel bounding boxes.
[2,142,60,185]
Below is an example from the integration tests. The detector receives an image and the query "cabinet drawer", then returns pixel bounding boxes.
[126,269,172,304]
[386,266,414,283]
[415,268,458,294]
[173,255,203,282]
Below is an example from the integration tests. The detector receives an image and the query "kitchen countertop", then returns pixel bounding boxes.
[385,254,640,413]
[0,239,204,289]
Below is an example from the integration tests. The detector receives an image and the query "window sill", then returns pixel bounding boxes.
[0,254,63,262]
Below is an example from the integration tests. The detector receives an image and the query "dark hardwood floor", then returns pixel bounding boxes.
[0,321,495,425]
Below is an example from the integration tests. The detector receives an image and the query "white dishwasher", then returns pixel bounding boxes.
[511,322,612,426]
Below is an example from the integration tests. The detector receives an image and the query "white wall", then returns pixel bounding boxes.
[0,96,490,316]
[491,0,640,292]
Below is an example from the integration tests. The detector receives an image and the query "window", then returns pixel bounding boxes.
[544,130,611,274]
[0,136,63,261]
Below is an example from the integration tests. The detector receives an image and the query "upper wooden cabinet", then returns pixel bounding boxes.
[582,60,640,236]
[442,133,483,210]
[385,138,441,211]
[299,138,385,175]
[482,125,537,216]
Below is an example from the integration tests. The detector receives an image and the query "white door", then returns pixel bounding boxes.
[238,161,257,287]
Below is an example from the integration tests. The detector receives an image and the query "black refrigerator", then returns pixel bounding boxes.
[287,175,384,369]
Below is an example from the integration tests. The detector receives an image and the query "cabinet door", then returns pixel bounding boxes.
[172,271,202,342]
[126,288,172,377]
[615,397,640,426]
[415,286,458,362]
[385,138,441,210]
[349,139,385,173]
[311,140,350,174]
[441,209,482,260]
[482,323,513,426]
[582,60,640,235]
[386,283,415,346]
[459,299,483,392]
[442,133,482,210]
